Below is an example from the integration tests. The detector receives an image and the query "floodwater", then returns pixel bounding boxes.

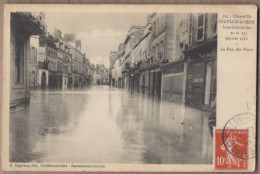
[10,85,213,164]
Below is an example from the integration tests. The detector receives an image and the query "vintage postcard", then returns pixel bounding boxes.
[2,4,257,172]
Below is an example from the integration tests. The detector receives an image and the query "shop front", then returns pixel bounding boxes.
[184,40,217,110]
[10,12,45,108]
[148,63,162,99]
[48,71,58,88]
[133,68,140,93]
[121,64,130,90]
[139,62,150,95]
[161,60,186,104]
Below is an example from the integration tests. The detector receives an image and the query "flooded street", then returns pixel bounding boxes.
[10,85,212,164]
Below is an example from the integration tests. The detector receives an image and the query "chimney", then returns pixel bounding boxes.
[54,29,62,39]
[75,40,81,51]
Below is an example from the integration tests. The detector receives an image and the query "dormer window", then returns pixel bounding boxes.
[197,14,205,42]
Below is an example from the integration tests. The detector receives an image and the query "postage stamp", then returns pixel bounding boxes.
[223,113,256,159]
[214,128,248,170]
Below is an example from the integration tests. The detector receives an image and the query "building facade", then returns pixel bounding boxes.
[161,13,189,104]
[109,51,117,86]
[28,36,40,88]
[10,12,46,108]
[38,45,49,89]
[69,46,84,87]
[136,24,152,95]
[110,13,217,111]
[184,13,217,109]
[121,25,144,91]
[56,40,71,90]
[39,34,60,89]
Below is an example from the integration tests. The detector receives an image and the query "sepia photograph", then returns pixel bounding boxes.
[9,11,217,164]
[2,4,257,172]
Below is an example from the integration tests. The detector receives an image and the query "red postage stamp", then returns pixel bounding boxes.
[214,128,248,170]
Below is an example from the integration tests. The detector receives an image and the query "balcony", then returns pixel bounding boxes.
[11,12,46,35]
[140,61,149,71]
[38,61,48,70]
[62,67,68,74]
[121,63,130,73]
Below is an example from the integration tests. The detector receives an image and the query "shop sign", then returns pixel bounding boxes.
[155,68,161,72]
[197,49,217,59]
[193,77,203,83]
[163,63,184,75]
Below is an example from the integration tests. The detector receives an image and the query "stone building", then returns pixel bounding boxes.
[56,40,71,90]
[184,13,217,108]
[161,13,190,104]
[39,34,59,89]
[82,56,92,86]
[134,23,152,95]
[10,12,46,108]
[96,64,109,85]
[89,64,96,85]
[116,44,125,88]
[69,43,84,87]
[159,13,217,162]
[28,36,40,88]
[122,25,144,91]
[110,43,125,88]
[147,13,177,99]
[109,51,117,86]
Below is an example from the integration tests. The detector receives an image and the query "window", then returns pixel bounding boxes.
[159,41,164,59]
[153,22,156,37]
[58,52,62,59]
[204,61,212,105]
[152,47,155,60]
[161,14,166,31]
[15,37,24,83]
[48,50,56,58]
[183,14,189,32]
[34,49,37,62]
[189,14,193,44]
[30,47,37,63]
[157,43,161,60]
[197,14,205,41]
[119,58,122,66]
[156,18,159,35]
[30,47,33,62]
[212,14,217,36]
[154,45,157,60]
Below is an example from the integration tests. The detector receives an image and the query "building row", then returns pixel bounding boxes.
[36,32,96,89]
[110,13,217,110]
[10,12,108,108]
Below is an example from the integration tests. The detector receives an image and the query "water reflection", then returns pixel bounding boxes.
[10,85,212,164]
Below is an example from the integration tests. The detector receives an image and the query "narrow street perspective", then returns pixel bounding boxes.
[9,12,217,164]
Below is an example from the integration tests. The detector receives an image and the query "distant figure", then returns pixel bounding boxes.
[208,99,216,137]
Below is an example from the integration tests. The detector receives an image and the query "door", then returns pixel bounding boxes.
[142,75,145,94]
[41,72,46,89]
[152,73,156,97]
[157,72,162,99]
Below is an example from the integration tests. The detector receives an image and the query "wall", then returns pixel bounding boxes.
[10,28,30,107]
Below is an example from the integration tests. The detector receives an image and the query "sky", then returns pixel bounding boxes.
[45,12,148,68]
